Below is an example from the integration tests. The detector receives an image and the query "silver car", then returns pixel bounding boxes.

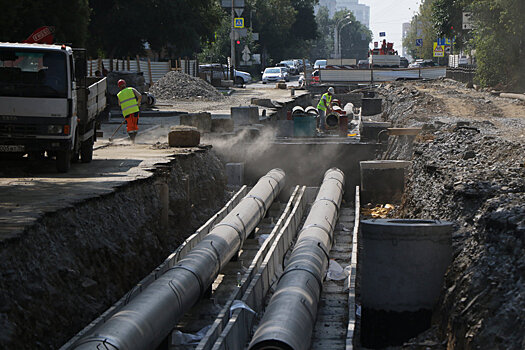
[262,67,289,83]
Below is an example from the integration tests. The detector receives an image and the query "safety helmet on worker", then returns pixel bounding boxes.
[118,79,127,89]
[328,87,335,94]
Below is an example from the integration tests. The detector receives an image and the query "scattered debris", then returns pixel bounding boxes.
[361,204,395,218]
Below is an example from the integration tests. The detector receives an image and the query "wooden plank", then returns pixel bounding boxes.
[387,127,422,136]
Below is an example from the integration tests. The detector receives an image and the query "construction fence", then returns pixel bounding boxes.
[87,58,199,84]
[446,66,476,85]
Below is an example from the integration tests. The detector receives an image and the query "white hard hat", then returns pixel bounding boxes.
[328,87,335,94]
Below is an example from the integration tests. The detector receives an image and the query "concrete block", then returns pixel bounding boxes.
[360,219,453,311]
[276,82,287,89]
[180,112,212,132]
[360,160,411,204]
[211,118,234,133]
[359,121,391,142]
[250,98,274,108]
[168,126,200,147]
[226,163,244,187]
[361,98,382,116]
[231,106,259,126]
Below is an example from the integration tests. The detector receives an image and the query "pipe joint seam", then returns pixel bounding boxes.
[260,174,282,193]
[213,222,245,247]
[279,265,323,292]
[244,194,267,216]
[298,223,334,246]
[209,241,222,276]
[167,279,184,311]
[168,265,205,299]
[323,176,345,191]
[71,336,120,350]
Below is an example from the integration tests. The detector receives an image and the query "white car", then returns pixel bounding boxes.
[262,67,289,84]
[313,59,327,69]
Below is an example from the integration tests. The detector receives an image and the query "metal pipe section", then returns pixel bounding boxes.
[249,168,345,350]
[291,106,306,117]
[72,169,286,350]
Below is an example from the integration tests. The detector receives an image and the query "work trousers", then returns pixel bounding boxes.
[125,112,139,134]
[318,109,326,131]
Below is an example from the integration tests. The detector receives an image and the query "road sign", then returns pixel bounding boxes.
[463,12,473,30]
[230,28,248,39]
[242,45,251,55]
[221,0,244,7]
[437,38,446,46]
[234,18,244,29]
[379,32,386,37]
[415,39,423,47]
[444,46,451,54]
[433,42,445,57]
[234,8,243,16]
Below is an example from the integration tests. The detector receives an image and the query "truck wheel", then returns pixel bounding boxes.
[56,149,71,173]
[81,137,94,163]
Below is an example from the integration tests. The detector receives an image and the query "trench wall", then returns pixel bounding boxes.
[0,149,227,349]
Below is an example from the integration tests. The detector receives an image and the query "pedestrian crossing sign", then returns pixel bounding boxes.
[234,18,244,28]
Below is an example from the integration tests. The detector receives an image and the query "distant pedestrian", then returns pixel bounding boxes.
[116,79,141,143]
[317,86,334,131]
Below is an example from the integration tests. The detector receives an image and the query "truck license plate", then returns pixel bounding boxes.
[0,145,25,152]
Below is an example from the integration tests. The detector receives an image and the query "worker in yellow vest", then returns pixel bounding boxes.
[117,79,142,143]
[316,87,334,131]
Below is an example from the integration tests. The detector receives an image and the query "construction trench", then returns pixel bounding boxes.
[0,80,524,350]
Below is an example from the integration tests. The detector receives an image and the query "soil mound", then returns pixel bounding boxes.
[150,71,224,101]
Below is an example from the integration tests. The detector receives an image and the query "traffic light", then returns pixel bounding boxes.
[236,40,241,45]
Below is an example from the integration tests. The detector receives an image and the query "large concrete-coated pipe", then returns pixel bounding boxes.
[249,168,344,350]
[72,169,286,350]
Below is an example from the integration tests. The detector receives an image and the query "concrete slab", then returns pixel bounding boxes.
[0,144,206,242]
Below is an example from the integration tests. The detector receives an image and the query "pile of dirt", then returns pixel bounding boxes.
[376,80,525,349]
[150,71,224,101]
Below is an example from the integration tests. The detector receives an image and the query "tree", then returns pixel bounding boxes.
[87,0,222,58]
[403,0,438,59]
[309,6,334,60]
[470,0,525,89]
[0,0,90,46]
[337,13,372,61]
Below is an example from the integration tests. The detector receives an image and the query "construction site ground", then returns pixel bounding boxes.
[0,77,523,349]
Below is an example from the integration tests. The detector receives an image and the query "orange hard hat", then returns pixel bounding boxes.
[117,79,126,89]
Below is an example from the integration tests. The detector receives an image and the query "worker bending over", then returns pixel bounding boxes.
[117,79,141,143]
[317,87,334,131]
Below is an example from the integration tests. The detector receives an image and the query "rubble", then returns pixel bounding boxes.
[377,80,525,349]
[150,71,224,101]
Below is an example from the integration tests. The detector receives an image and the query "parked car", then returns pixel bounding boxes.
[278,60,298,75]
[313,59,327,69]
[199,64,252,84]
[262,67,289,83]
[358,59,369,69]
[400,57,409,68]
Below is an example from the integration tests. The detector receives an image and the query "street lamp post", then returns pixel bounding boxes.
[333,14,352,59]
[338,21,352,63]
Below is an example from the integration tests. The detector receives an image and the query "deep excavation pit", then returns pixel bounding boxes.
[0,149,228,349]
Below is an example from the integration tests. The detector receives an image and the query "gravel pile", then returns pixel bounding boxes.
[150,71,224,101]
[376,81,525,349]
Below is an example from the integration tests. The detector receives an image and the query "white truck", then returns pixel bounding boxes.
[0,43,106,172]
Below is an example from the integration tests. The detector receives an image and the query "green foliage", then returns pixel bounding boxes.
[470,0,525,89]
[309,6,333,60]
[88,0,222,58]
[0,0,90,46]
[403,0,439,60]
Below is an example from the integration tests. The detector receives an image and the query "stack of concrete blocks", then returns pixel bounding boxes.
[231,106,259,127]
[225,162,244,189]
[180,112,212,133]
[168,126,200,147]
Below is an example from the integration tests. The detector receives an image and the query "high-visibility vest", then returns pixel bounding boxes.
[317,93,332,111]
[117,87,139,117]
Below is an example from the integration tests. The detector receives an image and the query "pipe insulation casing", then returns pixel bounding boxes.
[249,168,345,350]
[72,168,286,350]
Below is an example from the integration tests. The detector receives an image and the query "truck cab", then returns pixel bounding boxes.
[0,43,106,172]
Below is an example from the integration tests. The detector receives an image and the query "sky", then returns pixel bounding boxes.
[358,0,422,51]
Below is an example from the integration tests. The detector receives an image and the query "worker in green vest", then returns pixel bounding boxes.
[117,79,142,143]
[317,87,334,131]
